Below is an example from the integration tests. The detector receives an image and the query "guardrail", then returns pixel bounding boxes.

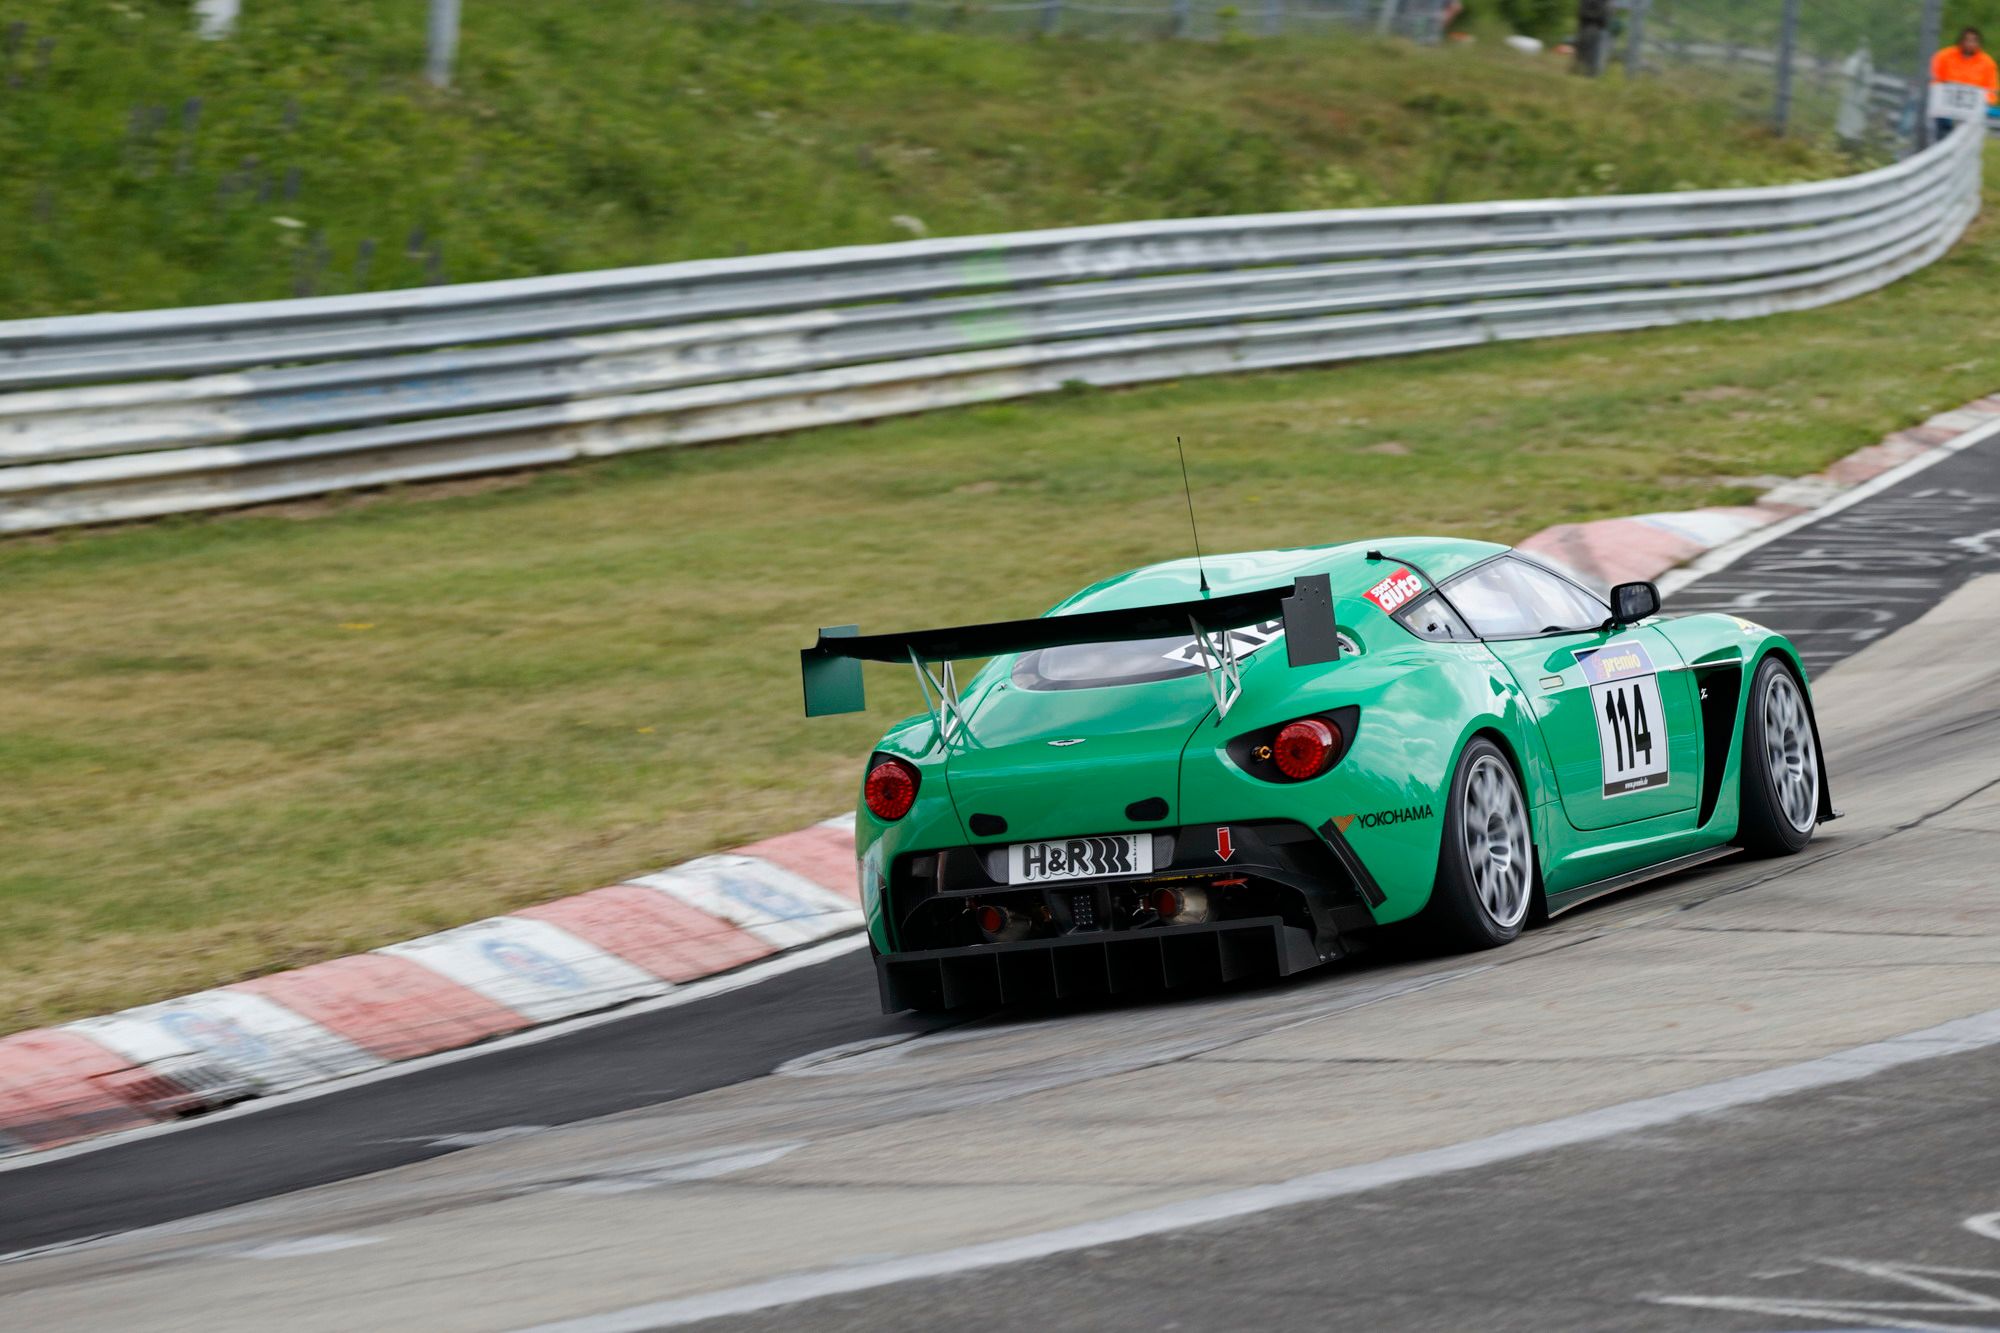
[0,123,1981,534]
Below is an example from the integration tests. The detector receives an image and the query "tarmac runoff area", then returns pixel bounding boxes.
[6,575,2000,1330]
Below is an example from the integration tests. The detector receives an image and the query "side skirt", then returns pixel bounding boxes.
[1544,844,1740,919]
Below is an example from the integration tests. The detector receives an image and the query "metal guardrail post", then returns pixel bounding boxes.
[1264,0,1282,37]
[1914,0,1944,150]
[1040,0,1061,34]
[1772,0,1800,134]
[427,0,461,89]
[1374,0,1400,37]
[1624,0,1647,72]
[1174,0,1192,37]
[194,0,240,39]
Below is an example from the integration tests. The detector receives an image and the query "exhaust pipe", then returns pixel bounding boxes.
[1145,886,1211,925]
[970,901,1033,943]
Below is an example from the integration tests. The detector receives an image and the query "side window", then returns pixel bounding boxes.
[1444,557,1608,639]
[1395,592,1475,642]
[1515,560,1611,631]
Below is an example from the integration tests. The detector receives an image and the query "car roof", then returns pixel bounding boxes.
[1049,537,1510,615]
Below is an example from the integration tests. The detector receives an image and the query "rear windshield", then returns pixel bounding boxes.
[1012,619,1336,691]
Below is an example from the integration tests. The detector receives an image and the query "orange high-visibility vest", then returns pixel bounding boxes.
[1933,45,1999,104]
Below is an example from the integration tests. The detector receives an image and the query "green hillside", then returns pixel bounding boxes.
[0,0,1854,319]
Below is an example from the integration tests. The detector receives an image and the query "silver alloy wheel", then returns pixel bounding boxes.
[1762,668,1820,834]
[1463,754,1532,930]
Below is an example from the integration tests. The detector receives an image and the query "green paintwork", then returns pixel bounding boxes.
[843,537,1816,953]
[1479,626,1701,829]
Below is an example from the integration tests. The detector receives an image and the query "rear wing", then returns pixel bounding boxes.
[801,575,1337,725]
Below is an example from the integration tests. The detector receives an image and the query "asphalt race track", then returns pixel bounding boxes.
[708,1024,2000,1332]
[1669,437,2000,675]
[0,941,948,1256]
[5,434,2000,1331]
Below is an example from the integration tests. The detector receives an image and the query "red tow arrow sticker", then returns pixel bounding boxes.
[1215,826,1235,861]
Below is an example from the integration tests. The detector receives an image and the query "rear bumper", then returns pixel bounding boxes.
[875,916,1323,1013]
[883,818,1381,957]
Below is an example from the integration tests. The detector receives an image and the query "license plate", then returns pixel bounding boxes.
[1006,834,1153,885]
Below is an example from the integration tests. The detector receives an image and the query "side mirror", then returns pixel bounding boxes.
[1608,581,1661,626]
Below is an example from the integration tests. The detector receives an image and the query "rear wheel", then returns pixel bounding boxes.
[1737,656,1820,856]
[1420,738,1535,950]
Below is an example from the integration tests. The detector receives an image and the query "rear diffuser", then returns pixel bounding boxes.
[875,916,1322,1012]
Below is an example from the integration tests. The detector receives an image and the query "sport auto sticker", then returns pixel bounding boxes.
[1363,567,1425,614]
[1574,641,1670,797]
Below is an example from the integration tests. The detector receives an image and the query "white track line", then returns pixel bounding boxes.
[0,934,869,1175]
[1658,415,2000,596]
[524,1004,2000,1332]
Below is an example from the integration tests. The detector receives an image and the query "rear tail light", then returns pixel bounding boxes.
[864,757,919,821]
[1227,707,1358,784]
[1272,718,1339,780]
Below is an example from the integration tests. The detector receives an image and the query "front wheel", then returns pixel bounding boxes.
[1736,656,1820,856]
[1419,738,1536,950]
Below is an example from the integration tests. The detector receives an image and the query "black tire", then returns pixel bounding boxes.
[1737,655,1820,857]
[1418,737,1536,950]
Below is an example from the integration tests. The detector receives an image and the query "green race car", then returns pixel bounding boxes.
[801,538,1833,1013]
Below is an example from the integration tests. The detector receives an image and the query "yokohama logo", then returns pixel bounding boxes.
[1364,568,1425,613]
[1354,804,1434,829]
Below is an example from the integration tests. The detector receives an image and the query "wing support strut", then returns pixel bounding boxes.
[910,649,973,747]
[1190,616,1244,722]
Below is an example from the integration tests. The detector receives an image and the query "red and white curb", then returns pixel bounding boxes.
[1518,397,2000,592]
[7,395,1999,1163]
[0,817,859,1157]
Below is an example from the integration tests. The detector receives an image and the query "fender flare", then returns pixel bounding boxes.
[1759,646,1840,824]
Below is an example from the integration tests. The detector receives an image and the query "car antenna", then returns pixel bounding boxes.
[1175,435,1211,594]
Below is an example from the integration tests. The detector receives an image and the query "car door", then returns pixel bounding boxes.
[1444,556,1700,831]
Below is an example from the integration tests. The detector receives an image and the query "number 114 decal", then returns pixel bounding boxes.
[1575,641,1671,798]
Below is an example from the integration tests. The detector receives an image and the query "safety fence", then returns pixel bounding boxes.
[785,0,1452,40]
[0,121,1981,534]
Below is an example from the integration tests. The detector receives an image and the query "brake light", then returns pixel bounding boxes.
[1227,706,1356,783]
[1272,718,1338,780]
[864,758,919,821]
